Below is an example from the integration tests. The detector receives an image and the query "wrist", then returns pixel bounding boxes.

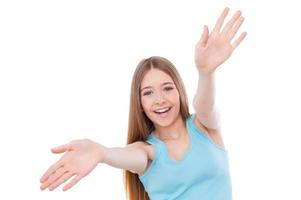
[196,63,217,76]
[197,69,215,78]
[94,142,109,164]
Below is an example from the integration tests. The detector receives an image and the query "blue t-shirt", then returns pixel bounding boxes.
[139,114,232,200]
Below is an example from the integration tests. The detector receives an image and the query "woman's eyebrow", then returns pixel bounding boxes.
[140,82,174,91]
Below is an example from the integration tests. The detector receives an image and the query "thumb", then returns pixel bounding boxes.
[51,143,70,154]
[200,25,209,47]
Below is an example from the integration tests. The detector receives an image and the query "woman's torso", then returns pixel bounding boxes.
[138,114,232,200]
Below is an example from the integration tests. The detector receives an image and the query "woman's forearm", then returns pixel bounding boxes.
[193,71,220,129]
[193,71,216,112]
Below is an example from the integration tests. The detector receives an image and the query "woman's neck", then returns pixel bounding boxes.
[154,114,186,141]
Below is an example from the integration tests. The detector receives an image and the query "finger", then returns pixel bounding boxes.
[51,143,71,154]
[211,7,230,37]
[221,10,242,36]
[40,160,63,183]
[232,32,247,50]
[48,172,75,191]
[40,165,66,190]
[227,16,245,41]
[199,25,209,47]
[62,175,83,191]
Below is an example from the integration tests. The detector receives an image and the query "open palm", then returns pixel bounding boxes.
[195,7,247,74]
[40,139,105,191]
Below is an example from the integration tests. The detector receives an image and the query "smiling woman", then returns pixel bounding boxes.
[40,7,246,200]
[139,66,183,130]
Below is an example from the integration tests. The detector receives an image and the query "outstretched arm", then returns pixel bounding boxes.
[193,72,220,129]
[193,7,247,130]
[40,139,149,191]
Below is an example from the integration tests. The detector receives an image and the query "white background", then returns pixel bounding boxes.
[1,0,301,199]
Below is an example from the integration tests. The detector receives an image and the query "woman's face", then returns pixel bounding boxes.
[140,68,180,128]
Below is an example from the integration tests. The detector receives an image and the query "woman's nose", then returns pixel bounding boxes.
[154,92,166,104]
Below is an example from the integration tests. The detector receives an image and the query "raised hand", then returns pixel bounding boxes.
[195,7,247,75]
[40,139,106,191]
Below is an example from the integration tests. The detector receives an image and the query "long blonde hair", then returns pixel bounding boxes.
[123,56,190,200]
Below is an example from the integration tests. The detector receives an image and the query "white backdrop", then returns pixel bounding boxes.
[0,0,300,199]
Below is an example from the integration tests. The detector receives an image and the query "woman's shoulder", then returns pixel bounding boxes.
[188,113,211,135]
[191,113,226,149]
[127,141,155,160]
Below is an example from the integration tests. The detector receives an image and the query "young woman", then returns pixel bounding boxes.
[40,7,246,200]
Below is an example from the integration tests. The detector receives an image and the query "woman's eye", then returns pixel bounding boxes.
[143,91,152,96]
[164,87,173,91]
[142,87,173,96]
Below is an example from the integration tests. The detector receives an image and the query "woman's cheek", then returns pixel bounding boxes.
[141,98,151,113]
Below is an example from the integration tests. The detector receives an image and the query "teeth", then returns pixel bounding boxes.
[155,107,170,113]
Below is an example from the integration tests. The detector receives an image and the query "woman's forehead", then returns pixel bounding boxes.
[141,69,174,88]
